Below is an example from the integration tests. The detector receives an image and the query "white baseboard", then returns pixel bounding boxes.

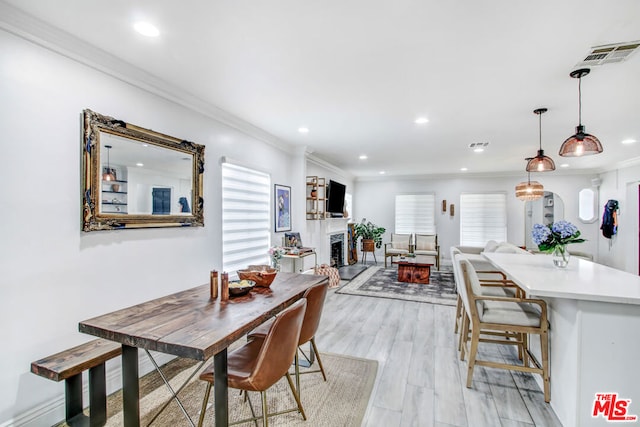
[3,351,176,427]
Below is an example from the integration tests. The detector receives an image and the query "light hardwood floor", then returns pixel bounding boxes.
[315,265,563,427]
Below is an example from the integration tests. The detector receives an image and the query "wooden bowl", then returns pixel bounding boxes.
[237,265,278,287]
[228,279,256,297]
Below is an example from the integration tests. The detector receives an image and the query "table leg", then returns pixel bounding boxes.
[214,349,228,427]
[122,345,140,427]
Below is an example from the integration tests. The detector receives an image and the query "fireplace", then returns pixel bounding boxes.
[329,233,345,268]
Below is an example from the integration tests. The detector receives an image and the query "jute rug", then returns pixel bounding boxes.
[336,266,457,306]
[61,351,377,426]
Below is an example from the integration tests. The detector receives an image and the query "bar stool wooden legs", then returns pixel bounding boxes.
[460,259,550,403]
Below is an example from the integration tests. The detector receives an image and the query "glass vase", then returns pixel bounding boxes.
[552,244,570,268]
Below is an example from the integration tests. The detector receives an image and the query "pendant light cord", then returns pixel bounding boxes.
[578,76,582,126]
[538,111,542,150]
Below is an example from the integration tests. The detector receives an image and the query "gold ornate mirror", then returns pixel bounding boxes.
[82,109,204,231]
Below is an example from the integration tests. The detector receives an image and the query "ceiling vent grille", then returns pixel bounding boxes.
[469,142,489,148]
[575,41,640,67]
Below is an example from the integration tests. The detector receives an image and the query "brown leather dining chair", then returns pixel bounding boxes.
[197,298,307,427]
[248,281,329,395]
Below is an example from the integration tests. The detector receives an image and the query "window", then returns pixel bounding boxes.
[222,162,271,273]
[344,193,353,219]
[460,193,507,246]
[395,194,436,234]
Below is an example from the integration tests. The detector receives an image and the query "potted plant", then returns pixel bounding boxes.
[353,218,386,251]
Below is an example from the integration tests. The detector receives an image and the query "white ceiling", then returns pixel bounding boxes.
[3,0,640,178]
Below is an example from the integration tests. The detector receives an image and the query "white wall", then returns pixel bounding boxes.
[353,173,599,265]
[0,29,295,426]
[598,163,640,273]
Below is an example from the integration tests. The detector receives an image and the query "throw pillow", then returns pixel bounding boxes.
[483,240,499,253]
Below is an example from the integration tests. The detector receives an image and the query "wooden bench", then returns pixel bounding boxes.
[31,338,122,427]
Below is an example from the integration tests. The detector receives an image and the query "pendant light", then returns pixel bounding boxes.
[516,158,544,201]
[559,68,603,157]
[102,144,115,181]
[526,108,555,172]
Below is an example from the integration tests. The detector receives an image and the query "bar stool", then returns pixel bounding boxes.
[459,259,550,402]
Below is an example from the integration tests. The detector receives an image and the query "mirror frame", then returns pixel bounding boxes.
[82,109,205,231]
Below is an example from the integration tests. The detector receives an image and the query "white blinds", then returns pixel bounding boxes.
[222,162,271,273]
[460,193,507,247]
[395,194,436,234]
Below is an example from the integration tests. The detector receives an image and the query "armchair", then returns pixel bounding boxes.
[413,234,440,270]
[384,233,412,267]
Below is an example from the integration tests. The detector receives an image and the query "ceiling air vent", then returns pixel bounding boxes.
[469,142,489,149]
[575,41,640,67]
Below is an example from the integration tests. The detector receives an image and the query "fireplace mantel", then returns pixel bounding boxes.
[305,218,352,268]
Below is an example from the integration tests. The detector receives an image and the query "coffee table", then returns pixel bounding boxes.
[395,259,433,284]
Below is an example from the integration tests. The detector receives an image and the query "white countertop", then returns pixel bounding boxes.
[483,252,640,305]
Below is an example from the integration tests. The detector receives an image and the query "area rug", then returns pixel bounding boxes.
[60,352,377,427]
[336,266,457,306]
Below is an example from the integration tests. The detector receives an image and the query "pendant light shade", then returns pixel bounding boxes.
[526,108,555,172]
[559,68,603,157]
[515,181,544,201]
[516,159,544,201]
[102,144,116,181]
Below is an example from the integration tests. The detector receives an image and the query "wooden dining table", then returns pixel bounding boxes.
[79,272,328,427]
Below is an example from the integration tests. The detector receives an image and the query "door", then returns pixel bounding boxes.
[152,188,171,215]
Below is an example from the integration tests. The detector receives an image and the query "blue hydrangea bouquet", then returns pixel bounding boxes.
[532,220,585,251]
[532,220,585,266]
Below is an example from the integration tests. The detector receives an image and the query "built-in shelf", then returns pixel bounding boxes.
[101,168,128,214]
[306,176,326,220]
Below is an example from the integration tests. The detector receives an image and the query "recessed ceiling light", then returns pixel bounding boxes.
[134,22,160,37]
[298,127,309,134]
[136,162,144,167]
[379,171,386,175]
[560,163,570,168]
[460,167,468,172]
[473,148,484,153]
[414,117,429,124]
[359,155,368,160]
[622,139,637,144]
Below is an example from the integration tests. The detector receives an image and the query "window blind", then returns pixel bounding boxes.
[460,193,507,247]
[395,194,436,234]
[222,162,271,273]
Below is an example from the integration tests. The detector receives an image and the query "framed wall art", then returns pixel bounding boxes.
[274,184,291,232]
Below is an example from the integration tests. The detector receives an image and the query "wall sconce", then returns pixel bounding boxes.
[442,200,447,212]
[450,204,455,217]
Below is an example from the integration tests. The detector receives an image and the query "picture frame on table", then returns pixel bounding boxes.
[274,184,291,232]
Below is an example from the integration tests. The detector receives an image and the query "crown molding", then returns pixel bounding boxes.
[305,153,352,180]
[0,1,292,153]
[607,156,640,172]
[354,168,600,182]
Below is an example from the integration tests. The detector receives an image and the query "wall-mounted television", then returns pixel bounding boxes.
[326,180,346,215]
